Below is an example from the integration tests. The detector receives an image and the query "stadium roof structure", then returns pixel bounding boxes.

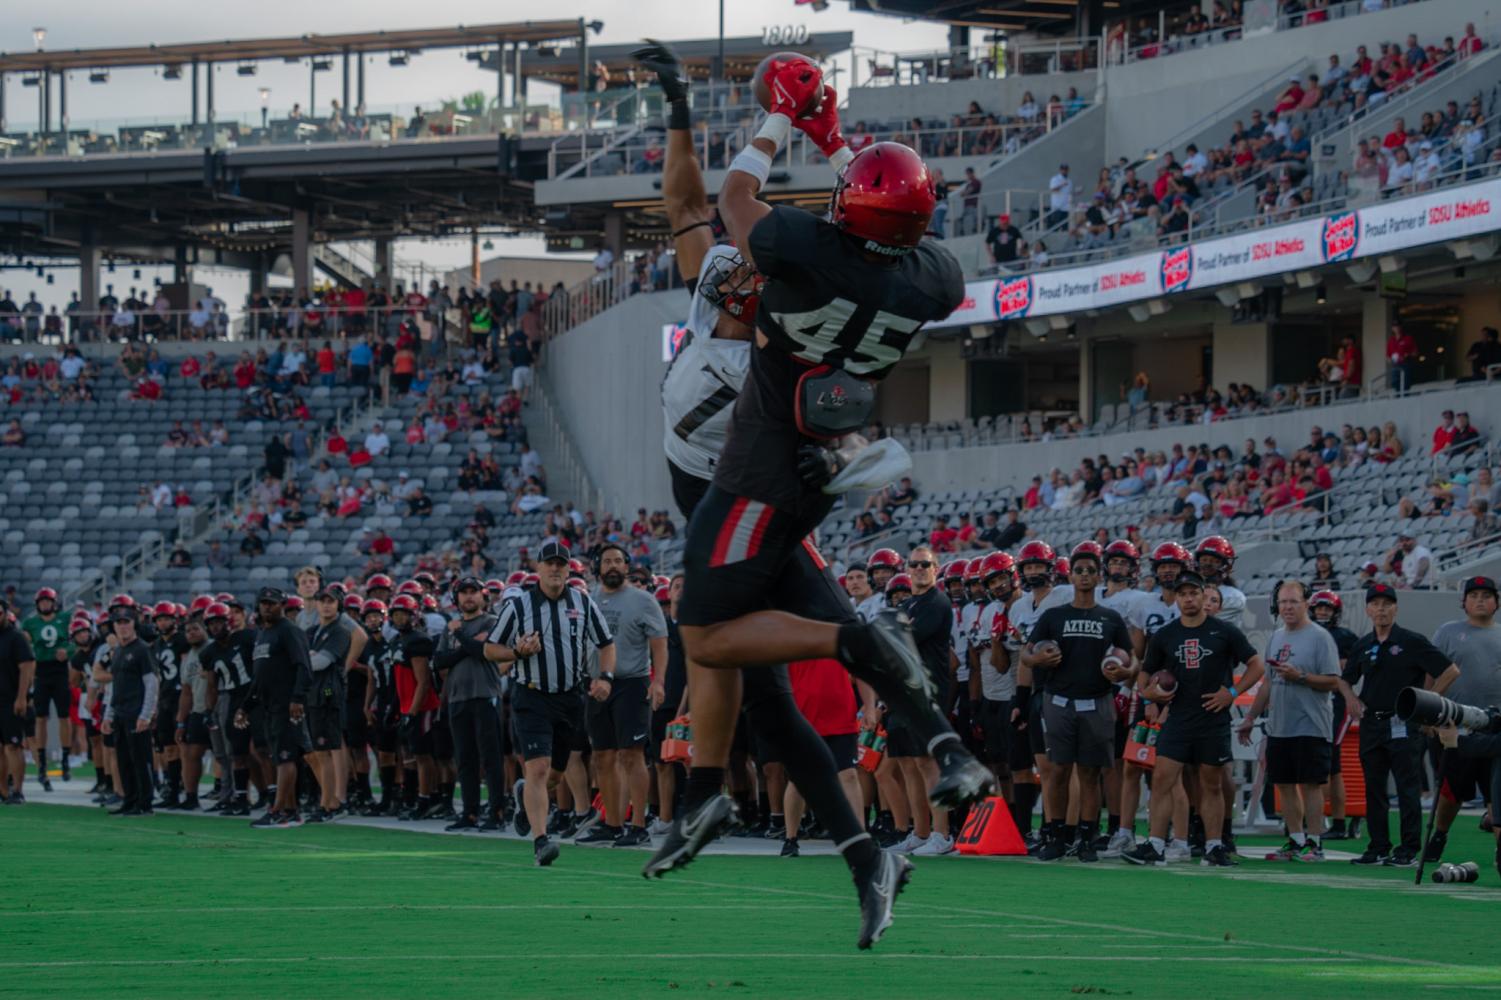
[481,32,856,88]
[0,20,589,74]
[850,0,1109,34]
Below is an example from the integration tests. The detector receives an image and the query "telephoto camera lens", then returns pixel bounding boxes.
[1432,862,1481,884]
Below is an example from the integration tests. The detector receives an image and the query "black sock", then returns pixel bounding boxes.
[167,759,182,795]
[666,99,690,130]
[684,767,725,811]
[1078,821,1098,846]
[403,770,419,807]
[534,834,549,847]
[37,748,47,775]
[840,834,882,883]
[1107,813,1121,835]
[769,812,785,832]
[233,768,249,796]
[378,765,396,802]
[1222,817,1234,841]
[1011,785,1039,835]
[442,780,455,803]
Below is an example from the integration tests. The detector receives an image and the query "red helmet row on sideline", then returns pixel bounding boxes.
[1053,557,1071,580]
[35,587,58,604]
[1016,540,1056,567]
[567,578,589,593]
[965,558,985,583]
[1310,591,1342,614]
[215,592,237,606]
[285,595,305,612]
[204,602,230,621]
[362,598,388,617]
[942,560,968,583]
[980,551,1016,582]
[1104,539,1140,564]
[189,595,214,615]
[867,548,902,573]
[831,143,937,255]
[389,594,419,614]
[70,617,93,634]
[1196,535,1237,568]
[397,580,424,596]
[421,595,439,612]
[1151,541,1192,567]
[568,559,586,579]
[109,593,135,611]
[485,579,505,592]
[523,573,540,587]
[655,585,672,605]
[654,575,671,590]
[506,571,527,587]
[886,573,914,595]
[365,574,394,591]
[344,594,364,612]
[1070,540,1104,565]
[153,600,177,619]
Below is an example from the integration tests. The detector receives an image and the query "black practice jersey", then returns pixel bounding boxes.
[1144,618,1257,733]
[901,587,954,689]
[1028,604,1133,699]
[368,637,398,708]
[714,205,963,515]
[203,637,254,692]
[1320,623,1359,662]
[153,634,190,703]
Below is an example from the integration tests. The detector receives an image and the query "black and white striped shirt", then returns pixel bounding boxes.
[487,586,613,693]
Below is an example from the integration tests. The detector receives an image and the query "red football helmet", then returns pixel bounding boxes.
[152,600,177,619]
[654,584,672,605]
[506,571,527,587]
[568,559,586,579]
[365,574,394,592]
[1309,591,1342,617]
[886,573,914,595]
[362,598,388,618]
[414,572,437,589]
[108,593,135,611]
[567,578,589,593]
[1053,557,1071,581]
[830,142,936,254]
[344,594,364,612]
[1104,539,1140,564]
[1151,541,1192,567]
[70,617,94,635]
[284,595,305,612]
[215,592,237,605]
[868,548,903,573]
[189,595,214,615]
[35,587,58,605]
[1016,541,1056,568]
[397,580,424,597]
[965,558,985,584]
[173,603,187,618]
[1070,540,1104,566]
[980,552,1016,582]
[941,560,968,584]
[523,573,540,587]
[388,594,419,615]
[485,579,505,592]
[204,602,230,621]
[1195,535,1236,569]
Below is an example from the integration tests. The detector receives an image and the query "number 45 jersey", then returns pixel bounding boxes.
[715,205,963,518]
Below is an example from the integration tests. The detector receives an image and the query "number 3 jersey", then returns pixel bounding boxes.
[661,250,752,483]
[715,205,963,517]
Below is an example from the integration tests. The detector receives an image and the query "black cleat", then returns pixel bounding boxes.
[39,777,53,793]
[1386,848,1419,869]
[1034,837,1069,862]
[930,742,997,810]
[780,838,801,858]
[1201,845,1238,867]
[642,793,740,879]
[250,811,281,828]
[179,796,200,812]
[576,823,621,845]
[1076,838,1100,863]
[1350,847,1389,866]
[445,816,481,833]
[1422,830,1447,864]
[302,808,327,824]
[478,813,503,833]
[534,836,560,867]
[224,798,251,817]
[1122,842,1166,866]
[613,825,651,848]
[856,849,913,950]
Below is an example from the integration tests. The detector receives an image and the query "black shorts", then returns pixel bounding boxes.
[401,710,437,757]
[263,709,312,764]
[678,485,847,630]
[888,671,951,759]
[1041,695,1116,768]
[375,706,401,755]
[981,698,1011,766]
[344,698,370,751]
[669,460,710,521]
[32,672,70,719]
[1267,735,1332,785]
[182,711,212,747]
[586,676,652,751]
[226,689,253,756]
[1026,689,1048,758]
[512,686,585,772]
[823,731,859,771]
[154,700,180,751]
[0,700,24,746]
[1156,724,1233,768]
[1440,742,1497,803]
[307,702,345,751]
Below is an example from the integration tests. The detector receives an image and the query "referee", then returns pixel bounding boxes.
[485,540,615,867]
[1342,583,1459,867]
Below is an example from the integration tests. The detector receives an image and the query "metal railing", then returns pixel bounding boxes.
[849,38,1102,87]
[539,254,685,338]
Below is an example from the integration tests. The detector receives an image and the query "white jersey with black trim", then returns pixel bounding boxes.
[1213,584,1247,627]
[661,251,752,482]
[1129,592,1181,638]
[955,601,982,682]
[855,593,886,624]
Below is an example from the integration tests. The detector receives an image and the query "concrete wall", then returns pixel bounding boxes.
[908,377,1501,493]
[1101,0,1500,162]
[845,73,1098,124]
[539,290,683,517]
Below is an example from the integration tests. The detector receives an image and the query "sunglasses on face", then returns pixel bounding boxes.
[908,560,934,569]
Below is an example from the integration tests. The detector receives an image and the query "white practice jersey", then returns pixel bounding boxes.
[855,593,887,624]
[952,602,976,682]
[977,599,1018,702]
[661,251,752,482]
[1004,587,1071,651]
[1129,592,1181,639]
[1212,584,1247,627]
[1097,585,1148,624]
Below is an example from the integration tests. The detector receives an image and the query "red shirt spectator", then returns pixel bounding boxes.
[1312,464,1334,493]
[1340,338,1362,385]
[179,357,201,379]
[929,519,959,553]
[405,423,425,445]
[1273,79,1304,114]
[317,346,337,376]
[955,518,977,546]
[1383,123,1408,150]
[348,446,372,468]
[325,432,347,455]
[1023,478,1043,510]
[173,488,193,507]
[1386,328,1417,364]
[1432,411,1457,453]
[1459,25,1485,57]
[370,531,395,556]
[234,357,257,389]
[131,377,162,401]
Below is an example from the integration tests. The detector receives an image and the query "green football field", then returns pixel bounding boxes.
[1,803,1497,999]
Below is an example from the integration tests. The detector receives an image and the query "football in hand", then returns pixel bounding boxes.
[1101,647,1131,677]
[753,51,824,116]
[1150,669,1178,694]
[1033,640,1061,658]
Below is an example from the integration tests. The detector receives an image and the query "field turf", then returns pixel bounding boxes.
[2,803,1498,999]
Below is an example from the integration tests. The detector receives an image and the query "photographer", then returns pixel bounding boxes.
[1342,584,1459,867]
[1426,576,1501,872]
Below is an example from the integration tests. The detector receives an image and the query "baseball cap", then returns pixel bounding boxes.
[1365,583,1399,603]
[1175,569,1206,590]
[1397,529,1414,540]
[313,585,341,601]
[537,539,571,564]
[110,607,137,623]
[1463,575,1498,596]
[256,586,286,605]
[454,576,484,592]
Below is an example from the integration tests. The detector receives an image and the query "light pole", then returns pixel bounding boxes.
[259,87,270,128]
[32,27,46,50]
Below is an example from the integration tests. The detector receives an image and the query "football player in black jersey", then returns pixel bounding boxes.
[653,55,989,950]
[360,599,404,816]
[150,602,187,809]
[202,603,254,814]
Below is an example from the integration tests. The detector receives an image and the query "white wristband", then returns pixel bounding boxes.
[829,146,855,174]
[729,146,774,187]
[754,112,793,152]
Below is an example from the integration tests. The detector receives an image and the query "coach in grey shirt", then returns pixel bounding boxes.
[1428,575,1501,860]
[582,544,668,845]
[1239,582,1343,857]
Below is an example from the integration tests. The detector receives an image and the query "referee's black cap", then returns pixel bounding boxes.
[537,540,571,564]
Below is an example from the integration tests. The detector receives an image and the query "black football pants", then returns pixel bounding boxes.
[450,698,506,820]
[115,721,155,812]
[1359,723,1423,854]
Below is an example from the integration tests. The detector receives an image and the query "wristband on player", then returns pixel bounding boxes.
[1228,685,1238,698]
[754,111,793,152]
[828,145,854,174]
[728,146,773,187]
[666,99,691,131]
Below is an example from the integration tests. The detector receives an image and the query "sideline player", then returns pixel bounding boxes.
[0,599,37,803]
[635,45,988,948]
[1310,591,1359,839]
[1126,571,1263,868]
[21,588,72,789]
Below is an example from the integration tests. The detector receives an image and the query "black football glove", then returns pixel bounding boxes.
[632,40,689,103]
[797,444,839,492]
